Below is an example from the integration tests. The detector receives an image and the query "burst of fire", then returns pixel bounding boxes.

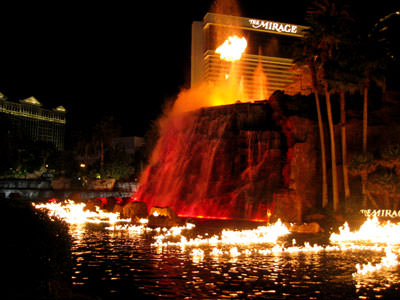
[216,35,247,62]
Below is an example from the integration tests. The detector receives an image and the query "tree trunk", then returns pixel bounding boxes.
[361,172,367,208]
[362,78,369,207]
[100,140,104,171]
[324,82,339,211]
[311,66,328,208]
[84,143,89,166]
[363,79,369,153]
[340,88,350,211]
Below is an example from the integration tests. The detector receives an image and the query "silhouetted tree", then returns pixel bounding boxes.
[292,41,328,209]
[93,116,121,172]
[305,0,351,211]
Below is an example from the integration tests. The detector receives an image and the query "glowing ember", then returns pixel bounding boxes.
[216,36,247,62]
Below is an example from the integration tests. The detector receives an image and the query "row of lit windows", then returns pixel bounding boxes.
[0,101,65,123]
[202,51,296,99]
[1,113,65,150]
[204,25,301,59]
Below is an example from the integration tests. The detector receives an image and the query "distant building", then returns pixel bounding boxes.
[191,13,307,99]
[0,93,66,150]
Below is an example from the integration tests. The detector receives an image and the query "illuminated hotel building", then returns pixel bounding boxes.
[0,94,66,150]
[191,13,307,99]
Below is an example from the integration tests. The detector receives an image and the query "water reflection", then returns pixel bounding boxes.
[69,225,400,299]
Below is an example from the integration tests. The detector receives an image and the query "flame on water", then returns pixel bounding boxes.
[216,36,247,62]
[354,247,399,276]
[152,219,290,248]
[33,200,131,225]
[329,216,400,276]
[34,200,400,279]
[330,216,400,245]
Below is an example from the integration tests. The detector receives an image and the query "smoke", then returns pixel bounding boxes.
[211,0,241,16]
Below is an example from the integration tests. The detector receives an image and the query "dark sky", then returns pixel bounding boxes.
[0,1,397,138]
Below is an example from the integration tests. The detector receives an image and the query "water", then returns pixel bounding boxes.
[70,223,400,299]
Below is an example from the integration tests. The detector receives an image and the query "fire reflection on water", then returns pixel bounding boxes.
[34,201,400,299]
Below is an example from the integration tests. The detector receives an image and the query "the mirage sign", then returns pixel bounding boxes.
[248,18,298,34]
[360,209,400,218]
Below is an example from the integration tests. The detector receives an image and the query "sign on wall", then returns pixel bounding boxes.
[248,19,298,34]
[360,209,400,218]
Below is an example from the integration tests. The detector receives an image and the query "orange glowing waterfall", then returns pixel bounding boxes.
[135,102,283,220]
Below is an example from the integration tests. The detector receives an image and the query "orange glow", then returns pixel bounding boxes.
[169,80,246,114]
[252,60,269,100]
[250,218,268,223]
[216,36,247,62]
[178,214,231,220]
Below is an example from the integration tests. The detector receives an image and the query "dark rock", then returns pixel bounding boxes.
[122,201,148,222]
[103,197,117,211]
[148,206,179,227]
[85,198,103,212]
[289,222,324,234]
[273,189,302,223]
[304,213,326,222]
[135,100,319,221]
[113,204,124,215]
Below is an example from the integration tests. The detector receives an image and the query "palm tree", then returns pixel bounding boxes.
[292,50,328,207]
[323,81,339,211]
[305,0,349,212]
[292,35,329,208]
[73,125,95,167]
[355,10,395,206]
[328,34,360,211]
[93,116,121,173]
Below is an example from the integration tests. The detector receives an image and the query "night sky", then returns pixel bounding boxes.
[0,1,397,139]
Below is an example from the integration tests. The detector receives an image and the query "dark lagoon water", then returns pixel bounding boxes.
[69,221,400,300]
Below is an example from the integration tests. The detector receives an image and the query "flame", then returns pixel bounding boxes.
[216,36,247,62]
[353,247,399,276]
[33,200,130,225]
[34,200,400,279]
[151,219,290,248]
[330,216,400,245]
[167,36,249,112]
[329,216,400,277]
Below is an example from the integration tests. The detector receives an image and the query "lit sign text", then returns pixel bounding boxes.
[249,19,298,34]
[360,209,400,218]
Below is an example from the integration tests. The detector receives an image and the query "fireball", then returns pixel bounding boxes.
[216,35,247,62]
